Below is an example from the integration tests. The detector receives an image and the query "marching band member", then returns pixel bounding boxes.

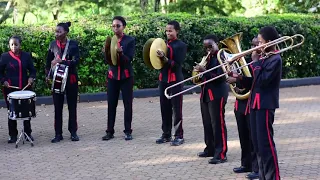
[46,22,80,143]
[0,36,36,143]
[195,35,229,164]
[155,20,187,146]
[229,37,259,179]
[102,16,135,141]
[229,26,281,180]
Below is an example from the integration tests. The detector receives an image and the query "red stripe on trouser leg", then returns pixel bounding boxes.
[220,97,227,159]
[235,100,238,111]
[180,94,183,138]
[266,110,280,180]
[257,93,261,109]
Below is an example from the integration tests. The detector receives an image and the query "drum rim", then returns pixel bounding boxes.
[8,90,36,99]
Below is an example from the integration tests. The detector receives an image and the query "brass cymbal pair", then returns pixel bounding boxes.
[143,38,167,69]
[104,36,167,69]
[104,35,118,65]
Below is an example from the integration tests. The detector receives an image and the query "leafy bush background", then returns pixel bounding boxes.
[0,13,319,96]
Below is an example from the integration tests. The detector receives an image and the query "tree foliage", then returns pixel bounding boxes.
[278,0,320,13]
[0,0,318,25]
[165,0,243,16]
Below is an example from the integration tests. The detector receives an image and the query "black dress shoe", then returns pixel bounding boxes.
[25,134,34,142]
[124,133,133,140]
[51,135,63,143]
[71,133,79,141]
[246,172,259,179]
[156,136,172,144]
[102,133,114,141]
[233,166,251,173]
[8,136,17,144]
[208,157,228,164]
[197,152,213,158]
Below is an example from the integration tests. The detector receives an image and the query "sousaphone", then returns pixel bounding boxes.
[104,35,118,65]
[143,38,167,69]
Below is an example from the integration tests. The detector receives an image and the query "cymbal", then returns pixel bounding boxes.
[150,38,167,69]
[143,38,155,69]
[104,36,112,65]
[110,35,118,66]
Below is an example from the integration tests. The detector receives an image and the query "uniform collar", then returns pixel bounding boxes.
[168,38,177,43]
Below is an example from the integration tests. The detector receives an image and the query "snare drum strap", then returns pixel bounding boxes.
[61,39,70,61]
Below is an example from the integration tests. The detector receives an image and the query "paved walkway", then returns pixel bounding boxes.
[0,85,319,180]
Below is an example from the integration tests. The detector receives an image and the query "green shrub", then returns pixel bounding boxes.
[0,13,319,96]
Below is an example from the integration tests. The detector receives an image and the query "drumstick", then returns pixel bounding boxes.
[46,67,52,80]
[8,85,20,89]
[46,53,58,80]
[22,83,31,91]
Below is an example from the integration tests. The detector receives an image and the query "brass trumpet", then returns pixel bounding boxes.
[191,52,211,84]
[164,34,305,99]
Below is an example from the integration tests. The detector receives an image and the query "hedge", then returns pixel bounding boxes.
[0,13,319,96]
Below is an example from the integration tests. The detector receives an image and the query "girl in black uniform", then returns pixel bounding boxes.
[0,36,36,143]
[155,20,187,146]
[101,16,135,141]
[46,22,80,143]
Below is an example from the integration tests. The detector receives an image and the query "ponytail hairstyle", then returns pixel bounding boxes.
[57,21,72,32]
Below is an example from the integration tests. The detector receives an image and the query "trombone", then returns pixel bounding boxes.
[164,34,305,99]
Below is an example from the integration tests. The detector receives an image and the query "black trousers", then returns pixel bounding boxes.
[159,82,183,138]
[53,79,78,135]
[3,87,32,137]
[106,77,133,134]
[200,97,227,159]
[250,109,280,180]
[234,109,258,172]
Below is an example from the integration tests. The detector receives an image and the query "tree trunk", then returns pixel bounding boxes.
[161,0,167,13]
[0,0,14,24]
[140,0,148,12]
[52,1,63,21]
[22,11,27,24]
[52,10,59,20]
[154,0,160,12]
[13,7,18,24]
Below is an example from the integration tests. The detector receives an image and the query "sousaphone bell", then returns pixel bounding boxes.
[104,35,118,65]
[143,38,167,69]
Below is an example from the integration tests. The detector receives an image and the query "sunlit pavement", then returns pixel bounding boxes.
[0,85,319,180]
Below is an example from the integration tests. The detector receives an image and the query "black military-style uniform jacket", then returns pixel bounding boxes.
[159,39,187,83]
[45,40,80,84]
[200,53,228,102]
[238,54,282,110]
[0,51,36,89]
[105,34,135,80]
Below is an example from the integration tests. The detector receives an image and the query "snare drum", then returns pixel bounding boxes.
[7,90,36,120]
[51,63,69,94]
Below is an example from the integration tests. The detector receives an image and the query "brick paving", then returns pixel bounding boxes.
[0,85,319,180]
